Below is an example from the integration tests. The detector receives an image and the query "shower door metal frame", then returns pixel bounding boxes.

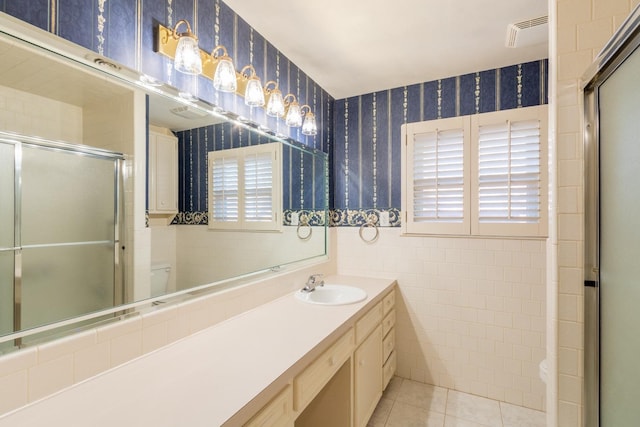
[0,132,125,343]
[583,5,640,426]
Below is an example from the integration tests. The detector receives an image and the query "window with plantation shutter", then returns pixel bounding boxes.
[402,105,547,238]
[208,142,282,231]
[403,116,470,235]
[471,106,547,237]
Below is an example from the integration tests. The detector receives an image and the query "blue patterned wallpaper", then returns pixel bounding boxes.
[331,59,548,226]
[2,2,548,229]
[0,0,332,152]
[173,122,326,225]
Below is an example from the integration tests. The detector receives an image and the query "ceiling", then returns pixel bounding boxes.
[223,0,549,99]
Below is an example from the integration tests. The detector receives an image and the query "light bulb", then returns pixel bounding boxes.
[173,21,202,75]
[302,112,318,136]
[285,102,302,127]
[266,89,285,117]
[244,76,265,107]
[212,47,237,92]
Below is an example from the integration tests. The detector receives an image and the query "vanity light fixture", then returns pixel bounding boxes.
[239,65,265,107]
[264,81,285,117]
[210,45,237,92]
[155,22,318,132]
[284,94,302,127]
[171,20,202,75]
[300,105,318,136]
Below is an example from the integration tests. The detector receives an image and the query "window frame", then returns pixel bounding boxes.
[208,142,283,232]
[401,105,548,238]
[470,106,548,237]
[401,116,471,235]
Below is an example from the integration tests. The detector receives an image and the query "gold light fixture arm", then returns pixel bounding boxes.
[240,64,257,78]
[211,45,229,59]
[300,104,312,115]
[264,80,278,93]
[283,93,297,106]
[172,19,195,39]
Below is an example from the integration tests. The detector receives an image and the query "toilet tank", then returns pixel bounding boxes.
[150,263,171,297]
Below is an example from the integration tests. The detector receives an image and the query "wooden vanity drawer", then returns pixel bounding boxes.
[382,309,396,337]
[383,327,395,363]
[382,289,395,315]
[356,302,382,344]
[244,385,293,427]
[383,350,396,390]
[294,328,355,411]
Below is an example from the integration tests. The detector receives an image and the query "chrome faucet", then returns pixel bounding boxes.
[302,274,324,292]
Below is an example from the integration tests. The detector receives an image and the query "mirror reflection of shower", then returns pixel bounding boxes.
[0,134,125,350]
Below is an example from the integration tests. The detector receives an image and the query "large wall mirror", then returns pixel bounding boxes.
[0,16,327,352]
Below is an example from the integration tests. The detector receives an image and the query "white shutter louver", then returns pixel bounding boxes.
[477,119,541,223]
[412,129,465,223]
[403,116,470,235]
[208,142,282,231]
[211,157,239,222]
[244,151,273,222]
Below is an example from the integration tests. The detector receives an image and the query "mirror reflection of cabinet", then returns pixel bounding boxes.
[148,127,178,216]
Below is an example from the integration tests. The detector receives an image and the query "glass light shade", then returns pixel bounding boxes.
[302,112,318,136]
[213,58,237,92]
[244,77,265,107]
[174,35,202,75]
[265,89,285,117]
[285,102,303,127]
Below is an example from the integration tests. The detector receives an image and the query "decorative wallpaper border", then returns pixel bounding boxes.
[171,211,208,225]
[171,210,328,226]
[170,209,402,227]
[283,209,326,226]
[330,208,401,227]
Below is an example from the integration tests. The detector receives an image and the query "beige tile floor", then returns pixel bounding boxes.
[368,377,546,427]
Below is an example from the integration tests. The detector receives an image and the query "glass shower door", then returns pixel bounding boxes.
[597,43,640,425]
[0,141,15,337]
[20,145,119,330]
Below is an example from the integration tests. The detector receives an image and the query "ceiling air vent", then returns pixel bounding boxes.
[505,15,549,48]
[170,106,209,120]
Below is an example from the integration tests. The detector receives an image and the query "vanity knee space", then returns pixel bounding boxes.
[245,286,397,427]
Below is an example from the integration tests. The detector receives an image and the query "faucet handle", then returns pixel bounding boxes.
[308,273,323,284]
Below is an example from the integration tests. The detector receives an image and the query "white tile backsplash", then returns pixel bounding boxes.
[28,355,74,401]
[336,227,546,411]
[0,371,27,414]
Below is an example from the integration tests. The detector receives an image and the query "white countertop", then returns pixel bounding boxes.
[0,275,395,427]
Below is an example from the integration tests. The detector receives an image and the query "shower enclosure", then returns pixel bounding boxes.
[0,133,124,346]
[583,5,640,426]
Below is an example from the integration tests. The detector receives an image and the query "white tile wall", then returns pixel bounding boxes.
[0,85,82,143]
[553,1,640,425]
[335,227,546,411]
[150,225,178,293]
[175,225,326,290]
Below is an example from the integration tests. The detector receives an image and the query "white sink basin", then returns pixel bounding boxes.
[295,284,367,306]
